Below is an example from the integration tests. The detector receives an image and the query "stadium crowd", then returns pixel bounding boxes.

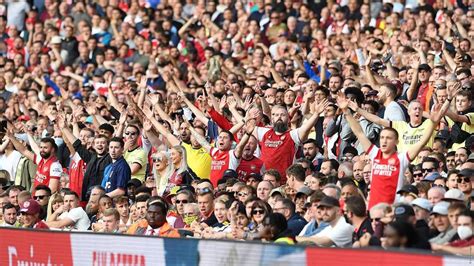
[0,0,473,256]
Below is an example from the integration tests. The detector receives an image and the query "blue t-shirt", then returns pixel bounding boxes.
[102,157,131,193]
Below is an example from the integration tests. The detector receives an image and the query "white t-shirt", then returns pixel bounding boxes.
[315,216,354,247]
[384,101,406,122]
[0,150,21,181]
[60,207,90,231]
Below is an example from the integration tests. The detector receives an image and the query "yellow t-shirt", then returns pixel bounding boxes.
[391,119,436,153]
[446,113,474,150]
[124,147,148,182]
[182,143,211,179]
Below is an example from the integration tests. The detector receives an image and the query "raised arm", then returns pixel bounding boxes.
[5,130,35,162]
[351,101,390,128]
[337,93,372,152]
[234,119,255,159]
[179,91,210,125]
[297,99,329,141]
[142,106,180,147]
[406,60,419,101]
[185,121,211,152]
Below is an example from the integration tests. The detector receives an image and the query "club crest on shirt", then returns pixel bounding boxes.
[388,158,396,165]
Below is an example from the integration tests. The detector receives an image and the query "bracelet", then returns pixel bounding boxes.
[245,132,252,136]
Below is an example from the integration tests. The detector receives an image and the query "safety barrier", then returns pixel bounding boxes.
[0,227,470,265]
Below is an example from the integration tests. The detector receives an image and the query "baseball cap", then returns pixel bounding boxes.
[247,173,262,182]
[458,169,474,178]
[418,64,432,72]
[397,185,419,195]
[394,204,415,222]
[20,199,41,215]
[411,198,433,212]
[317,196,340,208]
[222,169,238,179]
[296,186,312,197]
[423,172,441,182]
[126,178,142,188]
[441,188,465,202]
[270,187,286,197]
[431,201,449,215]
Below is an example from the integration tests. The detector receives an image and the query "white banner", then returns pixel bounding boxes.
[71,234,166,266]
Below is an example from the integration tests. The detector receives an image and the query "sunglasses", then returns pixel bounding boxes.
[125,131,137,136]
[197,187,212,195]
[370,217,381,222]
[457,177,470,183]
[238,192,248,197]
[175,200,189,204]
[34,195,47,200]
[153,157,163,162]
[422,168,435,173]
[413,173,424,178]
[252,209,265,215]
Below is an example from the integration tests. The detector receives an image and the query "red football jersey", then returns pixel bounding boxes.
[257,127,300,183]
[209,148,239,187]
[367,145,411,210]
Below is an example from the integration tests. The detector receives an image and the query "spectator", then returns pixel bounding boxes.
[126,198,179,237]
[1,203,19,227]
[430,202,457,245]
[7,136,62,193]
[297,196,354,247]
[273,198,307,236]
[33,184,51,220]
[102,137,131,198]
[46,191,90,231]
[19,199,48,229]
[344,196,373,246]
[102,208,120,233]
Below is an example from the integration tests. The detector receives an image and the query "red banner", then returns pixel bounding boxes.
[306,248,444,266]
[0,229,73,266]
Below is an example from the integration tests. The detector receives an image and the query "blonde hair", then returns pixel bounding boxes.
[152,151,174,196]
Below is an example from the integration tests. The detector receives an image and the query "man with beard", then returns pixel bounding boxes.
[187,120,255,187]
[343,196,373,246]
[253,100,328,183]
[60,120,112,202]
[296,196,354,247]
[236,134,264,182]
[327,75,343,100]
[7,133,62,194]
[376,83,406,122]
[455,147,469,167]
[302,139,323,171]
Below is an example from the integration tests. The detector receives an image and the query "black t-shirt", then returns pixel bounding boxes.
[353,217,374,242]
